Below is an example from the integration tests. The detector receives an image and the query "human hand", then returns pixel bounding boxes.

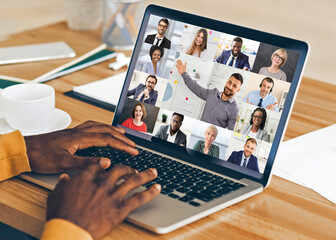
[144,88,150,97]
[246,97,251,104]
[176,60,187,75]
[24,121,138,173]
[266,102,277,111]
[47,164,161,239]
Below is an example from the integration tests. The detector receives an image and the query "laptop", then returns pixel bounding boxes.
[21,4,309,234]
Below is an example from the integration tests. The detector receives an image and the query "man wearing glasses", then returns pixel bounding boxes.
[127,74,158,105]
[243,77,279,112]
[154,113,187,147]
[145,18,171,49]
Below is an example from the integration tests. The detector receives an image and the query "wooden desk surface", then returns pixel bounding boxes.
[0,22,335,239]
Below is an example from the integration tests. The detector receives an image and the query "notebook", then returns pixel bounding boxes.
[21,4,309,234]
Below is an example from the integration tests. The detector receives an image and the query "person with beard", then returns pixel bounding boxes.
[227,138,260,173]
[127,75,158,105]
[176,60,243,130]
[154,112,187,146]
[144,18,171,49]
[243,77,279,112]
[215,37,251,71]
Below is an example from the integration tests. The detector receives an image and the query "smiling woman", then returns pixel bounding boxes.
[142,45,164,77]
[185,28,208,59]
[259,48,288,81]
[121,102,148,132]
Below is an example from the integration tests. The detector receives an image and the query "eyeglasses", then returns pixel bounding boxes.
[274,53,284,62]
[252,115,263,119]
[158,24,168,29]
[171,119,182,124]
[146,81,156,85]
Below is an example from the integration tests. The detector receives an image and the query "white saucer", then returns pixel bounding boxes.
[0,109,71,136]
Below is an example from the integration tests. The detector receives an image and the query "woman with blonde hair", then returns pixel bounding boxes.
[259,48,288,81]
[193,125,220,158]
[185,28,208,59]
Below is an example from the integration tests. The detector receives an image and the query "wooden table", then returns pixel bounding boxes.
[0,22,336,240]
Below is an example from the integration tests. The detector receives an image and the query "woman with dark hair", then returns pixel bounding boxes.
[185,28,208,59]
[241,107,269,141]
[121,102,147,132]
[142,45,164,77]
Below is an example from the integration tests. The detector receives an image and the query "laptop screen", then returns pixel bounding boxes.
[114,7,308,181]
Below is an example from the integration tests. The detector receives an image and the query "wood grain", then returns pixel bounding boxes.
[0,22,335,239]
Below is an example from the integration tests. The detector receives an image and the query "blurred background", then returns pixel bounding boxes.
[0,0,335,85]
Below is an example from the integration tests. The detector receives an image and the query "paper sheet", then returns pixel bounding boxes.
[274,124,336,204]
[73,72,126,106]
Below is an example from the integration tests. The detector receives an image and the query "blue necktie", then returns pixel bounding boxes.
[228,56,234,67]
[242,158,247,168]
[258,98,263,107]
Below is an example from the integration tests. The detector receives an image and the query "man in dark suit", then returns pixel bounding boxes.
[127,74,158,105]
[227,138,259,173]
[144,18,171,49]
[154,113,187,146]
[215,37,251,71]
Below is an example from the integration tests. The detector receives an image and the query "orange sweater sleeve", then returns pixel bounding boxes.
[0,130,31,182]
[41,219,93,240]
[0,131,93,239]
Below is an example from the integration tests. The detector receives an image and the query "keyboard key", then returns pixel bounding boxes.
[189,201,201,207]
[179,195,194,202]
[168,193,179,199]
[187,191,213,202]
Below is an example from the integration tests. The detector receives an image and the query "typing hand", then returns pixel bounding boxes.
[176,60,187,75]
[47,164,161,239]
[24,120,138,173]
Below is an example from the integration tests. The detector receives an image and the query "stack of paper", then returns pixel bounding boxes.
[273,124,336,204]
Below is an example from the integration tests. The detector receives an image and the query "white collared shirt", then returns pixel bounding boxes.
[153,35,164,46]
[166,127,178,144]
[135,89,150,102]
[241,153,251,167]
[226,53,236,67]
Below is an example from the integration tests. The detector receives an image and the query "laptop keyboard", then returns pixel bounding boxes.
[76,146,246,206]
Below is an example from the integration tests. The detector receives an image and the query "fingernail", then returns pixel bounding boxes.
[153,184,161,191]
[59,173,67,180]
[100,158,111,169]
[150,168,157,176]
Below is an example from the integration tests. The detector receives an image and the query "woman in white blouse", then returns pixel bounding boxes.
[241,107,269,142]
[185,28,208,59]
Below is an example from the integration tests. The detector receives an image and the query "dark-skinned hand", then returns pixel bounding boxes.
[47,164,161,239]
[24,120,138,173]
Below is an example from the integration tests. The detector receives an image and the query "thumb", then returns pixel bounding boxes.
[71,155,112,170]
[246,97,249,103]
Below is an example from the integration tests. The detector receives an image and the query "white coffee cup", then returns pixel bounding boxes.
[0,83,55,133]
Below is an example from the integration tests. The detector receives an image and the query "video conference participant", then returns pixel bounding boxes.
[193,125,220,158]
[241,107,269,141]
[144,18,171,49]
[142,45,164,77]
[154,112,187,146]
[243,77,279,112]
[227,138,260,173]
[215,37,251,71]
[184,28,208,59]
[176,60,243,130]
[259,48,288,81]
[121,102,148,132]
[127,74,158,105]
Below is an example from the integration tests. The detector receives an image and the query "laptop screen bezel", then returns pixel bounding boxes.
[112,4,309,188]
